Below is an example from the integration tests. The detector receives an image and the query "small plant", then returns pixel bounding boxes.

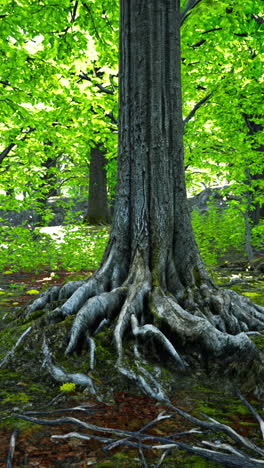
[59,382,76,392]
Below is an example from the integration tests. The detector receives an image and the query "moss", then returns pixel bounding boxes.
[242,291,264,306]
[95,452,142,467]
[0,415,35,431]
[151,249,161,287]
[193,265,202,287]
[60,382,76,392]
[251,332,264,350]
[26,309,46,321]
[0,322,30,359]
[2,392,31,404]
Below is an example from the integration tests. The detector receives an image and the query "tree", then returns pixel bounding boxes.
[0,0,118,222]
[83,145,111,225]
[181,0,264,222]
[26,0,264,393]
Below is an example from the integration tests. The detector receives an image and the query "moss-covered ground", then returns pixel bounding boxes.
[0,264,263,466]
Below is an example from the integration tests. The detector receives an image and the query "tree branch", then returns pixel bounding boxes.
[191,39,206,48]
[0,127,35,165]
[78,72,115,95]
[252,14,264,25]
[180,0,203,26]
[81,1,102,42]
[202,27,223,35]
[0,144,16,165]
[183,93,211,127]
[106,112,118,125]
[71,0,78,22]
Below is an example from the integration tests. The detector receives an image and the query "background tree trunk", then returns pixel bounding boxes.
[83,145,110,225]
[243,114,264,227]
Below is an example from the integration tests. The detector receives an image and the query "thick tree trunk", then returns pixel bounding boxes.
[114,0,205,288]
[83,146,111,225]
[26,0,264,395]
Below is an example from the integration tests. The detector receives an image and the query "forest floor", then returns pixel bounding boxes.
[0,260,263,467]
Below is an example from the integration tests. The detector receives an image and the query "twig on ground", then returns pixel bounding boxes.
[12,384,264,467]
[6,428,19,468]
[236,390,264,439]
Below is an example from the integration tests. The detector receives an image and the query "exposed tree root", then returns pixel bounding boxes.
[42,336,97,396]
[25,250,264,396]
[13,390,264,468]
[0,326,32,369]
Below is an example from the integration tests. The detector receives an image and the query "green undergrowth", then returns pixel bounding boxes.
[0,224,109,273]
[192,203,263,266]
[0,209,263,274]
[251,332,264,351]
[242,291,264,306]
[94,452,221,467]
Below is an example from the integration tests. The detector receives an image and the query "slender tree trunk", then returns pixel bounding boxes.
[83,146,110,225]
[243,114,264,227]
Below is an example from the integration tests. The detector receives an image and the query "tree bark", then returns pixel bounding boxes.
[83,145,111,225]
[243,114,264,227]
[115,0,206,289]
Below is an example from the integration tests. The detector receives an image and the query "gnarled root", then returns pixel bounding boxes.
[26,250,264,395]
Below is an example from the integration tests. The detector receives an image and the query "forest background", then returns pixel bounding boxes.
[0,2,264,467]
[0,0,263,274]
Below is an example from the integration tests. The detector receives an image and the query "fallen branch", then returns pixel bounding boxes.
[6,428,19,468]
[13,388,264,467]
[236,390,264,439]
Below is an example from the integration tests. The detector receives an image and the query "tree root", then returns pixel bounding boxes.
[0,326,32,369]
[25,252,264,396]
[42,336,97,396]
[6,428,19,468]
[13,390,264,468]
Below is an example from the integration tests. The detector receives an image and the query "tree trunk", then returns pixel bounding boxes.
[26,0,264,394]
[83,145,110,225]
[243,114,264,227]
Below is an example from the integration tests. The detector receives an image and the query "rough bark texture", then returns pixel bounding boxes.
[83,146,111,225]
[26,0,264,396]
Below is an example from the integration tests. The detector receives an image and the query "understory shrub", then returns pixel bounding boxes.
[192,203,246,265]
[0,204,262,273]
[0,224,109,273]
